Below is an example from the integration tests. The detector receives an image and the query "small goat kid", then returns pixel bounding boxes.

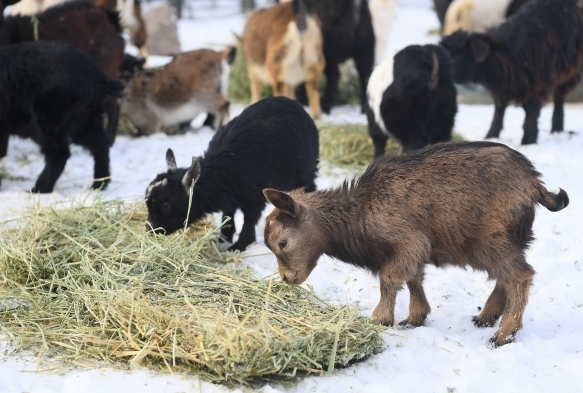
[145,97,319,252]
[240,0,325,119]
[122,48,236,135]
[263,142,568,347]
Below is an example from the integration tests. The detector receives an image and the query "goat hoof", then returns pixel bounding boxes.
[485,131,500,139]
[551,128,563,134]
[91,180,109,191]
[488,329,518,348]
[472,315,495,328]
[521,135,538,145]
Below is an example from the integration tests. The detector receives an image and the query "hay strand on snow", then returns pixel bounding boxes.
[0,198,383,385]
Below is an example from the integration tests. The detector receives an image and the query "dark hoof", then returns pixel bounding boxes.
[30,186,51,194]
[550,128,563,134]
[398,320,416,329]
[321,104,332,115]
[91,180,109,191]
[227,241,253,252]
[488,329,518,348]
[472,315,495,328]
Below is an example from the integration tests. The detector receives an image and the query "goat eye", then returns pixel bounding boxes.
[278,240,287,249]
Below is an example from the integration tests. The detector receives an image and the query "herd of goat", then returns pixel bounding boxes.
[0,0,578,347]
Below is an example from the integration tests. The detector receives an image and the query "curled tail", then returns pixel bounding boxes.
[105,78,124,98]
[539,188,569,212]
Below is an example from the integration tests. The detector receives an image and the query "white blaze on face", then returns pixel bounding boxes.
[145,178,168,198]
[367,55,394,135]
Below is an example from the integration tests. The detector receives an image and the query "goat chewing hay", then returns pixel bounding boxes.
[0,198,384,385]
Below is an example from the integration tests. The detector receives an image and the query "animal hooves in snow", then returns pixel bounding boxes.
[472,315,495,328]
[488,328,519,348]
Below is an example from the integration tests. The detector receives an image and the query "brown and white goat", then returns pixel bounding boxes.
[239,0,325,119]
[263,141,569,348]
[122,48,236,136]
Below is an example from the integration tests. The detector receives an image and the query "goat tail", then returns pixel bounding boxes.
[539,187,569,212]
[105,78,124,98]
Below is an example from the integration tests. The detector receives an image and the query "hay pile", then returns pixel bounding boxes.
[318,122,400,170]
[318,122,466,170]
[0,199,384,384]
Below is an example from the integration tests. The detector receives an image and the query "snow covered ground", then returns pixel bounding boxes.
[2,1,583,392]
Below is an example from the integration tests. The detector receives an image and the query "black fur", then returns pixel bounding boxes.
[433,0,454,28]
[440,0,583,144]
[119,53,146,82]
[367,44,457,156]
[0,17,123,192]
[300,0,375,114]
[145,97,319,252]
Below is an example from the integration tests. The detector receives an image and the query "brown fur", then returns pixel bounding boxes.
[263,141,569,348]
[240,2,325,119]
[94,0,148,56]
[122,48,234,135]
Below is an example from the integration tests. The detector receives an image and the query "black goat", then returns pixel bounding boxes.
[366,44,457,156]
[4,1,125,144]
[144,97,319,252]
[441,0,583,145]
[301,0,376,114]
[1,0,123,192]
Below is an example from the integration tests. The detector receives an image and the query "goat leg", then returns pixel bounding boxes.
[473,281,507,328]
[321,62,340,115]
[228,211,260,252]
[489,269,534,347]
[372,275,402,326]
[485,98,507,139]
[399,265,431,327]
[32,147,71,193]
[220,210,237,243]
[0,132,8,158]
[551,92,565,133]
[521,99,541,145]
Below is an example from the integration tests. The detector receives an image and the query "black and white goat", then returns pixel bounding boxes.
[144,97,319,252]
[366,44,457,156]
[441,0,583,144]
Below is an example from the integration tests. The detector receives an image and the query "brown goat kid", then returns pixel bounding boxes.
[263,142,569,347]
[240,0,325,119]
[122,48,236,135]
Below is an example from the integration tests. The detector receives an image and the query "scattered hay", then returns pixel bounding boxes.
[116,113,140,137]
[0,198,384,385]
[318,122,400,170]
[318,122,466,170]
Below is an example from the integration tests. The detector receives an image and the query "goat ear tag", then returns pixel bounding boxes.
[470,39,490,64]
[263,189,297,218]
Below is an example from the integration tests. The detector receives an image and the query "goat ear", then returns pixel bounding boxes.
[166,149,177,170]
[470,38,490,64]
[263,189,298,218]
[182,157,201,193]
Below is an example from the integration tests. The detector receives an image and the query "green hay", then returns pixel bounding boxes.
[318,122,400,170]
[318,121,466,170]
[0,198,384,385]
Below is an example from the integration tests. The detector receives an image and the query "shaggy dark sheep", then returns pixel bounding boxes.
[367,44,457,156]
[1,0,123,192]
[263,141,568,347]
[441,0,583,144]
[144,97,319,252]
[4,1,125,143]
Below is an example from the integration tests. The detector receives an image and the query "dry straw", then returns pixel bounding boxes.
[0,198,383,385]
[318,122,465,170]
